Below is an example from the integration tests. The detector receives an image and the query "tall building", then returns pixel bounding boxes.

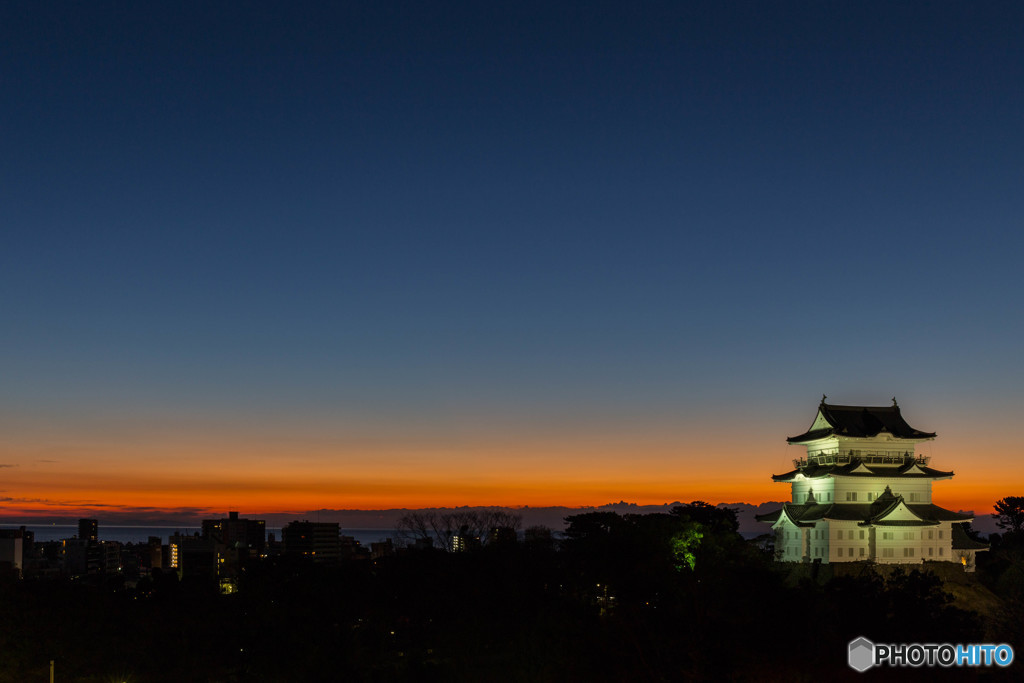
[282,521,341,564]
[201,511,266,554]
[757,398,988,569]
[78,518,98,542]
[0,529,25,577]
[169,532,218,577]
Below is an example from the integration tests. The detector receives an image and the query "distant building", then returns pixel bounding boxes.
[282,521,341,564]
[61,538,121,575]
[340,535,368,560]
[78,518,98,542]
[62,539,88,574]
[169,532,218,578]
[410,537,434,551]
[450,525,481,552]
[370,539,394,559]
[489,526,518,547]
[757,398,988,569]
[142,536,164,571]
[0,529,25,577]
[18,526,34,556]
[202,511,266,554]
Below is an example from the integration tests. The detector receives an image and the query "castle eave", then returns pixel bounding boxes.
[774,460,954,482]
[759,500,973,527]
[787,402,937,443]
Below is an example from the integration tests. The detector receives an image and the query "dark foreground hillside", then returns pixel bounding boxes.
[2,506,1021,682]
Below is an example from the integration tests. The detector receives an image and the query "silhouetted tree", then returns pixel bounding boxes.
[993,497,1024,534]
[670,501,739,533]
[396,509,522,551]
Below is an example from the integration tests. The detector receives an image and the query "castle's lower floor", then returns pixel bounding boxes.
[758,500,989,571]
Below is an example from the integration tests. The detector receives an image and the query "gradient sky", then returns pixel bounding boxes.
[2,2,1023,521]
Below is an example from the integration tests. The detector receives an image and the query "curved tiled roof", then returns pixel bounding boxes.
[788,402,936,444]
[951,523,989,550]
[771,459,954,482]
[756,497,972,527]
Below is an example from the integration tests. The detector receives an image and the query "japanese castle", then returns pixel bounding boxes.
[758,398,987,568]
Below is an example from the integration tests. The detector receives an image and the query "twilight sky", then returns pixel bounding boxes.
[2,2,1022,520]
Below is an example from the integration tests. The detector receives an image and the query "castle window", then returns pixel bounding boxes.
[929,547,934,556]
[848,547,854,557]
[882,532,894,540]
[847,530,854,540]
[928,530,934,540]
[859,547,865,557]
[846,492,858,501]
[867,493,874,501]
[859,530,865,540]
[938,530,944,539]
[903,531,915,540]
[883,548,894,557]
[939,548,944,556]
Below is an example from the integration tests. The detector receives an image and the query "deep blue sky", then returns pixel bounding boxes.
[1,2,1022,509]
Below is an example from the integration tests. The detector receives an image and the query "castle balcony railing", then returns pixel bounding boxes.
[791,452,931,469]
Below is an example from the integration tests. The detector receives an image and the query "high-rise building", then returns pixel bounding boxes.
[201,511,266,553]
[169,532,217,577]
[78,518,98,542]
[758,398,988,569]
[0,529,25,577]
[282,521,341,564]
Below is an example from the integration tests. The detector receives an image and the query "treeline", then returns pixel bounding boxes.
[1,503,1021,681]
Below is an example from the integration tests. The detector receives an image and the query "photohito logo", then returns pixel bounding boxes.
[848,637,1014,671]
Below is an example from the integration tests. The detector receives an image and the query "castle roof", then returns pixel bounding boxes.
[755,495,972,528]
[771,459,954,482]
[951,523,989,551]
[787,400,936,444]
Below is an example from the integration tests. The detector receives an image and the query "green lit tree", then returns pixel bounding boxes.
[670,525,704,571]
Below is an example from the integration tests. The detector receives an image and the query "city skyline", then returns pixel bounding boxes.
[2,3,1023,520]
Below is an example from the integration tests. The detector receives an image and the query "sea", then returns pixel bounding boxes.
[0,525,399,547]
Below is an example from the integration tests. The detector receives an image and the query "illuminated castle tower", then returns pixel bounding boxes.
[757,398,987,569]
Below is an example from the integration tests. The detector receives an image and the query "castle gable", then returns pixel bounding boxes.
[787,399,936,444]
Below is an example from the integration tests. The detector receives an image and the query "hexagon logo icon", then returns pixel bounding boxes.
[848,637,875,672]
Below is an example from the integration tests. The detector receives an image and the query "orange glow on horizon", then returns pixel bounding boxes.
[1,418,1020,522]
[0,475,1010,522]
